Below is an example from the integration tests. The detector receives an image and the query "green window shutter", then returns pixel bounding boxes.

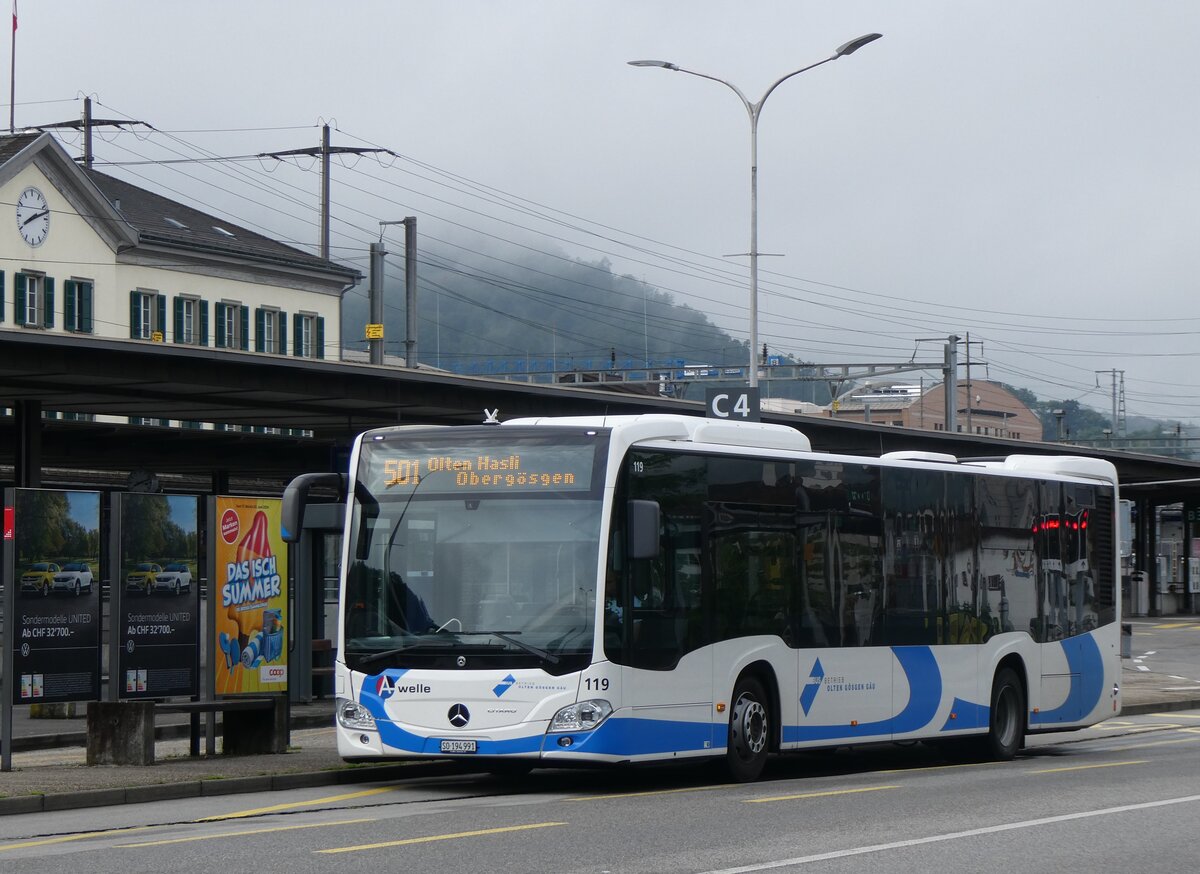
[214,302,226,348]
[255,308,265,352]
[278,311,287,355]
[240,306,250,350]
[14,273,26,326]
[81,282,93,333]
[199,299,209,346]
[130,290,141,338]
[316,316,325,360]
[63,280,76,331]
[293,313,303,357]
[173,297,184,343]
[156,295,167,339]
[43,277,54,328]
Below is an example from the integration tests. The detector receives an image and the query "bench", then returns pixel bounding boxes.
[86,696,289,766]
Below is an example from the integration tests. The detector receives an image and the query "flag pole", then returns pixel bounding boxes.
[9,0,15,132]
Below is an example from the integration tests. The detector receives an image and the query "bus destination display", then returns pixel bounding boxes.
[364,441,596,495]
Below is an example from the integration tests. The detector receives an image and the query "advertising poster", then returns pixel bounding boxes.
[213,497,288,694]
[116,494,201,699]
[10,489,102,705]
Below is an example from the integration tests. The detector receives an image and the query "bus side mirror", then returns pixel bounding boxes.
[628,499,661,560]
[281,472,345,543]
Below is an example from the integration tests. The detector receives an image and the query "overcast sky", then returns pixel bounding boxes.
[10,2,1200,426]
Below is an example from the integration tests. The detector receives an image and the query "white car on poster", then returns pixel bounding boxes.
[152,562,193,595]
[51,561,94,596]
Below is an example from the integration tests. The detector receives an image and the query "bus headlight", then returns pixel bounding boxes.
[548,699,612,732]
[336,697,377,731]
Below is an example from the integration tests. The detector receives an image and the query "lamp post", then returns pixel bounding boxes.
[630,33,881,388]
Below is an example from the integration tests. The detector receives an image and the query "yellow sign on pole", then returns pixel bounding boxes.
[365,323,384,340]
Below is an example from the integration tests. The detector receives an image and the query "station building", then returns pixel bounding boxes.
[0,130,360,422]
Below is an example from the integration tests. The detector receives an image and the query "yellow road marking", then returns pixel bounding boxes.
[1093,722,1181,733]
[745,785,900,803]
[198,785,401,821]
[566,784,735,802]
[877,761,1004,774]
[1151,712,1200,719]
[317,821,566,854]
[1153,623,1191,629]
[1109,736,1200,751]
[0,826,153,852]
[117,818,374,848]
[1030,760,1147,774]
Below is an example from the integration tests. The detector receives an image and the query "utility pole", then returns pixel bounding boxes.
[944,334,959,434]
[367,239,386,365]
[259,124,391,260]
[403,216,417,368]
[1096,369,1125,438]
[374,218,418,368]
[37,97,148,168]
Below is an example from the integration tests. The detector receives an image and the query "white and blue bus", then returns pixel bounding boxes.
[282,414,1121,781]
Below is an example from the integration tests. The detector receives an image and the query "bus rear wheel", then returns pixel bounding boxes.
[984,667,1025,760]
[726,675,770,782]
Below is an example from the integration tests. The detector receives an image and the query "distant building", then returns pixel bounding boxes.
[825,380,1041,442]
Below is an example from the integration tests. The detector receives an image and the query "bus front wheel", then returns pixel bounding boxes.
[726,675,770,782]
[985,667,1025,760]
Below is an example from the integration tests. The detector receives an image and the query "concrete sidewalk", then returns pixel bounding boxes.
[0,663,1197,817]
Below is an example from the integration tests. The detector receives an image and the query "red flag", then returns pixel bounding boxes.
[11,1,16,33]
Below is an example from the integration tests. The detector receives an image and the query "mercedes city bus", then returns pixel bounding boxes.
[282,414,1120,781]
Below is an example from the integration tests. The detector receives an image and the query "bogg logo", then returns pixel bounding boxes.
[221,509,240,544]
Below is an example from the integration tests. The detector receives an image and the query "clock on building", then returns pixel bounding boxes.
[15,186,50,247]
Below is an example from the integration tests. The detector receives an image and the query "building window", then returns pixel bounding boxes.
[293,312,325,360]
[255,307,287,354]
[216,302,249,350]
[64,279,94,333]
[174,296,209,346]
[14,272,53,328]
[130,289,166,340]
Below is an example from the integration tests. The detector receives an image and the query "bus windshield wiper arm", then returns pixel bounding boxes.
[459,630,561,665]
[354,642,429,668]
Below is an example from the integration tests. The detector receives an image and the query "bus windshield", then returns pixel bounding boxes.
[343,428,608,675]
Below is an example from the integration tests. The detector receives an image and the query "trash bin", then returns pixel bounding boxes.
[1130,571,1149,616]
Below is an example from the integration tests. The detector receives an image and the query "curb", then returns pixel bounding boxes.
[7,712,333,753]
[0,760,454,817]
[1121,699,1200,716]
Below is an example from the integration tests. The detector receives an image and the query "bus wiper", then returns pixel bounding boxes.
[459,630,561,665]
[354,642,435,668]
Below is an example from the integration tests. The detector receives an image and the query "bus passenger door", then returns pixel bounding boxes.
[619,537,714,758]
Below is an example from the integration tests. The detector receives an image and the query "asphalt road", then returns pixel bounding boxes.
[1126,617,1200,687]
[0,707,1198,873]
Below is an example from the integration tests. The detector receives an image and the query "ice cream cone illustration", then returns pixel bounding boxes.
[215,501,286,694]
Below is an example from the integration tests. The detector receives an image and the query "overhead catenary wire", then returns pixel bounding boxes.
[49,100,1198,419]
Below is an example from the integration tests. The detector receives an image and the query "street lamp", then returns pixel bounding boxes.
[630,33,882,388]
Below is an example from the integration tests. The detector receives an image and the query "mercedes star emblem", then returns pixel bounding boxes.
[448,703,470,727]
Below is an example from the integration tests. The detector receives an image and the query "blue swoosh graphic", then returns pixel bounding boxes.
[940,697,989,731]
[783,646,942,743]
[1030,633,1104,725]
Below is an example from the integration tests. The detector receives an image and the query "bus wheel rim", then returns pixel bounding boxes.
[733,695,767,757]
